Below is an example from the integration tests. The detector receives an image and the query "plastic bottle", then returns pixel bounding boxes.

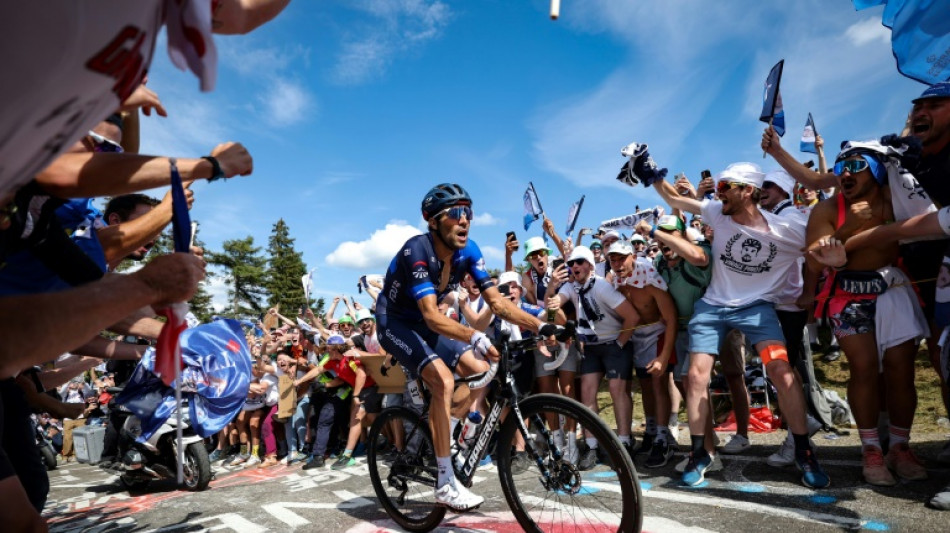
[457,411,484,450]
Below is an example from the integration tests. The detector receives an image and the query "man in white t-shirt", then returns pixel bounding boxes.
[655,162,830,490]
[548,245,640,465]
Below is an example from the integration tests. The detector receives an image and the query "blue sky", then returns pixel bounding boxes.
[137,0,924,312]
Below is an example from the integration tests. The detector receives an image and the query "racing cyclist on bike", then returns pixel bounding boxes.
[376,183,560,512]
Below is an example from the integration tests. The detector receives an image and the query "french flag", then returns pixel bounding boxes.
[153,160,193,386]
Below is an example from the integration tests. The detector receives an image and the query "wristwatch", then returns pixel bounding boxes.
[202,155,225,182]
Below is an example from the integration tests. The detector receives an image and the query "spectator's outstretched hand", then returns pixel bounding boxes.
[136,252,206,308]
[210,142,253,177]
[121,83,168,117]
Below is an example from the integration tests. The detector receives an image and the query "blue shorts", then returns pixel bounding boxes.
[579,341,632,380]
[376,314,469,379]
[688,299,785,356]
[672,330,690,382]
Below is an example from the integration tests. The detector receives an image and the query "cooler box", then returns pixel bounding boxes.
[73,424,106,465]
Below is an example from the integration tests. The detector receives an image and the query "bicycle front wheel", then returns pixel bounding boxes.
[367,406,446,532]
[496,394,642,533]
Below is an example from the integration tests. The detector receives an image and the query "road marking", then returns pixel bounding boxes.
[262,494,375,527]
[139,513,267,533]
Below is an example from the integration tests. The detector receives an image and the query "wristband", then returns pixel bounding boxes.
[202,155,225,182]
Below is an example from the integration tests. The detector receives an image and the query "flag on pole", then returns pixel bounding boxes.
[523,182,544,231]
[800,113,818,154]
[301,269,314,303]
[852,0,950,84]
[759,60,786,136]
[565,195,585,236]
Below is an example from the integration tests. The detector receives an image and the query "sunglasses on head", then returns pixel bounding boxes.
[567,258,587,267]
[833,158,869,176]
[436,204,472,221]
[87,131,123,153]
[716,181,745,195]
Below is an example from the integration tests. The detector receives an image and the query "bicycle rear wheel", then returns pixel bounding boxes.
[496,394,642,533]
[367,406,446,532]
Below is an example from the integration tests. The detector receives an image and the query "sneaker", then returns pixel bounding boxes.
[676,451,723,473]
[302,456,325,470]
[644,439,673,468]
[633,434,653,456]
[885,443,928,481]
[929,483,950,510]
[435,482,484,512]
[795,450,831,489]
[721,434,751,455]
[353,441,367,458]
[861,447,896,486]
[511,451,531,474]
[682,451,713,486]
[824,348,841,362]
[578,447,598,471]
[208,450,223,463]
[767,435,796,467]
[260,455,278,468]
[245,455,261,467]
[331,454,356,470]
[228,454,249,467]
[479,454,493,467]
[291,451,308,464]
[280,454,292,466]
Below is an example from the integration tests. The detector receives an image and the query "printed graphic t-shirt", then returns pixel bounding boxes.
[700,199,807,308]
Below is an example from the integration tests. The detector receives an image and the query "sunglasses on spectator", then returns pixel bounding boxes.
[87,131,123,153]
[833,159,869,176]
[435,204,473,221]
[358,318,374,326]
[528,250,548,259]
[716,181,746,196]
[567,259,587,267]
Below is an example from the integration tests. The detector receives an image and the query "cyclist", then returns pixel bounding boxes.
[376,183,558,512]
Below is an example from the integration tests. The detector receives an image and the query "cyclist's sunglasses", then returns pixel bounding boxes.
[716,181,746,196]
[88,131,123,153]
[436,204,473,221]
[833,158,869,176]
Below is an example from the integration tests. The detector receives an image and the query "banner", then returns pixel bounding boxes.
[853,0,950,84]
[565,195,585,236]
[800,112,818,154]
[523,182,544,231]
[759,60,786,136]
[599,207,665,231]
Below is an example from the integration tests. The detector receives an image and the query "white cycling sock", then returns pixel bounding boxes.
[586,437,599,450]
[436,456,455,489]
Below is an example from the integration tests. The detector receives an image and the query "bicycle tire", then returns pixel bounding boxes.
[367,406,446,532]
[496,394,642,533]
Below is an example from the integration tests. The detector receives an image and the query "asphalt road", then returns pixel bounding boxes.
[44,429,950,532]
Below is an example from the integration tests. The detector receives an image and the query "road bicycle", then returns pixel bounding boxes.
[366,329,642,532]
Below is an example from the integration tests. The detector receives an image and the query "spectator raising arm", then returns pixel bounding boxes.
[762,126,837,190]
[653,176,703,216]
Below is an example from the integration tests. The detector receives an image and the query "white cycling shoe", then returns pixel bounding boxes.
[435,482,484,512]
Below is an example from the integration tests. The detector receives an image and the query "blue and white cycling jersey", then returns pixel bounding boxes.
[377,233,494,322]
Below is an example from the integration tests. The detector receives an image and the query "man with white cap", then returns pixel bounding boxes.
[631,234,648,257]
[654,162,830,489]
[606,239,678,467]
[596,230,621,276]
[547,245,641,465]
[760,170,798,215]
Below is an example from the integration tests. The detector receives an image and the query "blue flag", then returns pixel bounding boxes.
[116,319,253,440]
[565,195,585,235]
[523,182,544,231]
[169,161,192,253]
[759,60,786,136]
[853,0,950,84]
[800,113,818,154]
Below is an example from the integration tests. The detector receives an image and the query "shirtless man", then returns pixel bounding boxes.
[606,240,678,468]
[806,141,929,487]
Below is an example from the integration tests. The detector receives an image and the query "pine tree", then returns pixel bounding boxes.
[188,231,216,322]
[208,236,268,317]
[264,219,308,314]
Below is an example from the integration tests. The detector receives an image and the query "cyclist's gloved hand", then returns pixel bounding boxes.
[470,331,493,359]
[557,321,576,342]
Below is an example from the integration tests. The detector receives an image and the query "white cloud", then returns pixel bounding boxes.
[331,0,452,85]
[205,275,231,312]
[845,17,890,48]
[480,245,505,264]
[260,78,314,127]
[472,212,501,226]
[326,221,423,270]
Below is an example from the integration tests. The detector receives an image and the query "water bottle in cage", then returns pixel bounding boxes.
[457,411,483,450]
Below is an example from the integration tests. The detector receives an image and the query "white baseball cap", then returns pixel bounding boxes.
[606,241,633,256]
[567,245,596,265]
